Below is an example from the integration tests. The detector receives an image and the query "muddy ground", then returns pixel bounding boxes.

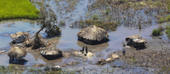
[0,0,169,74]
[115,39,170,73]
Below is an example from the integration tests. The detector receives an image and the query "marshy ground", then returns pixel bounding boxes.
[0,0,170,74]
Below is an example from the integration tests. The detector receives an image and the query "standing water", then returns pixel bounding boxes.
[0,0,168,73]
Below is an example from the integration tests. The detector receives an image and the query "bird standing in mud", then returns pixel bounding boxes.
[8,46,27,64]
[81,46,88,56]
[80,46,94,58]
[122,42,126,56]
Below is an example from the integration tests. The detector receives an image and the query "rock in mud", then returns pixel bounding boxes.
[96,59,106,65]
[40,49,63,60]
[77,25,109,45]
[97,54,119,65]
[8,46,27,64]
[0,50,6,54]
[125,35,146,49]
[10,32,29,44]
[24,39,32,47]
[111,54,119,60]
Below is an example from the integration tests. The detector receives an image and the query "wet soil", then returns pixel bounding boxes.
[115,41,170,72]
[0,0,170,74]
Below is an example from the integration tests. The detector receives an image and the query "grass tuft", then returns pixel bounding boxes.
[158,15,170,23]
[152,27,163,36]
[166,25,170,38]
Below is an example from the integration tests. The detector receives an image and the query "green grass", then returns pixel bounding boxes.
[166,0,170,12]
[158,15,170,23]
[152,27,163,36]
[158,0,170,23]
[166,25,170,38]
[0,0,40,20]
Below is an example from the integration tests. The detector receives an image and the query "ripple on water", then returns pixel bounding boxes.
[0,21,40,48]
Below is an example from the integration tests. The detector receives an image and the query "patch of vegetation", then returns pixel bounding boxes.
[160,66,170,73]
[152,27,163,36]
[0,0,40,20]
[79,19,118,31]
[58,21,66,27]
[166,0,170,12]
[91,0,166,10]
[157,0,170,23]
[158,15,170,23]
[166,25,170,38]
[130,57,136,63]
[91,14,100,20]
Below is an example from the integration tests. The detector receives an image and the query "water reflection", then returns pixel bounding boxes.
[9,59,27,65]
[77,41,109,52]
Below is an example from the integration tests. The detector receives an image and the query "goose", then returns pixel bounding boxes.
[80,46,88,56]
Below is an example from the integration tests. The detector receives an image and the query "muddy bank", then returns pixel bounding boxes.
[116,49,170,68]
[115,38,170,73]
